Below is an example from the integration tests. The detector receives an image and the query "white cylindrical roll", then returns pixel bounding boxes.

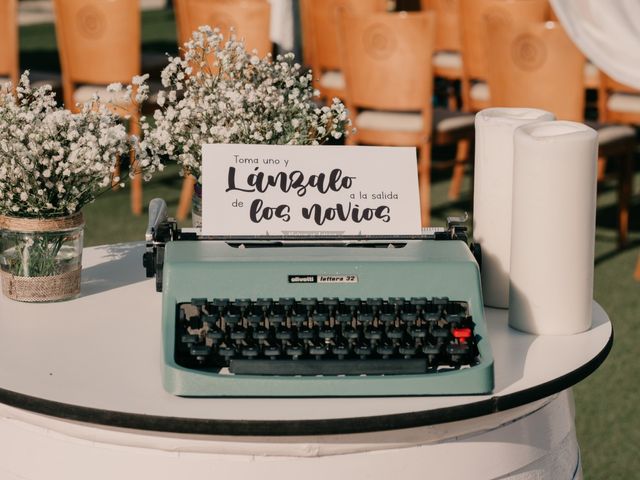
[473,108,555,308]
[509,121,598,335]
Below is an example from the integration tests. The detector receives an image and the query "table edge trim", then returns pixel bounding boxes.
[0,330,612,436]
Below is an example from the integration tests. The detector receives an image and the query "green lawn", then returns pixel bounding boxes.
[18,11,640,479]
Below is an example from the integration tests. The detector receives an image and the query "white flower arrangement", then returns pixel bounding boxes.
[140,26,351,180]
[0,72,160,219]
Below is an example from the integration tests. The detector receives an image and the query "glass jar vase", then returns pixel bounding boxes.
[0,213,84,302]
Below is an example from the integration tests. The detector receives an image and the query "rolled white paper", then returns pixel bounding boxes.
[473,108,554,308]
[509,121,598,335]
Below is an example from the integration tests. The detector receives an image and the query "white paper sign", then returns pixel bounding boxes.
[201,144,421,236]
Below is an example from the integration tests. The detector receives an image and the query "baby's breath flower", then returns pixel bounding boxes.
[140,26,352,179]
[0,72,159,218]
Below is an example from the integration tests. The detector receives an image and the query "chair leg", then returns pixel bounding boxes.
[446,82,458,111]
[460,77,472,113]
[131,167,143,215]
[597,155,607,182]
[177,174,197,222]
[113,155,121,191]
[129,117,143,216]
[448,139,470,200]
[635,254,640,281]
[618,152,633,248]
[418,144,432,227]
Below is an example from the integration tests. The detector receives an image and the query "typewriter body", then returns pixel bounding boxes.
[144,200,493,397]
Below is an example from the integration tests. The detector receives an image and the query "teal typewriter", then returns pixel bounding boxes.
[143,199,494,397]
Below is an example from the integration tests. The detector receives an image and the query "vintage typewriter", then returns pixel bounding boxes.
[144,199,493,397]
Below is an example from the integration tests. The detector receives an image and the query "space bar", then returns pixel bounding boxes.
[229,359,428,375]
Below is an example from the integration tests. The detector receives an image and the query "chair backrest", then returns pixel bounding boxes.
[601,75,638,95]
[459,0,549,83]
[486,20,585,121]
[420,0,461,52]
[174,0,271,57]
[598,71,640,124]
[308,0,388,74]
[340,11,435,123]
[299,0,315,67]
[0,0,19,88]
[53,0,140,106]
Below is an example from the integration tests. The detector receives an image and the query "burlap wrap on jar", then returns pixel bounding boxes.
[0,213,84,302]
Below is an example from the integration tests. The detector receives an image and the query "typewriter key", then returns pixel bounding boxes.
[332,342,350,359]
[377,343,395,358]
[359,305,375,323]
[181,334,199,345]
[364,325,382,340]
[322,297,339,306]
[379,304,396,323]
[399,345,417,359]
[190,345,211,359]
[355,343,372,358]
[212,298,229,307]
[206,328,224,343]
[242,344,260,358]
[230,326,247,340]
[264,344,281,358]
[191,298,208,308]
[255,298,273,308]
[286,343,304,359]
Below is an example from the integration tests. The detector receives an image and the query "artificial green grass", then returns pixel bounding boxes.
[19,12,640,479]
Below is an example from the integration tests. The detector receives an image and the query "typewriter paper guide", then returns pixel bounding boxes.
[201,144,422,236]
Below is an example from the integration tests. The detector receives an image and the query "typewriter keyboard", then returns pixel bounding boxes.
[174,297,479,375]
[174,297,480,376]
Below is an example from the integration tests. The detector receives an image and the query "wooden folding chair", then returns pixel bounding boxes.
[303,0,388,104]
[53,0,144,215]
[420,0,463,110]
[174,0,272,57]
[0,0,18,91]
[173,0,272,222]
[340,11,475,226]
[458,0,549,113]
[486,19,636,247]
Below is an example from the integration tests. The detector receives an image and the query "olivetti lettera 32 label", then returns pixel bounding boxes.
[288,274,358,284]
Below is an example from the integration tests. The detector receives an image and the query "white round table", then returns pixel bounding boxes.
[0,243,612,479]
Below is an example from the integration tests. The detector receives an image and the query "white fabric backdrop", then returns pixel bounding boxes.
[550,0,640,89]
[268,0,295,52]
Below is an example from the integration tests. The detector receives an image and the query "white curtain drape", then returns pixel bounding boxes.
[550,0,640,89]
[268,0,295,52]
